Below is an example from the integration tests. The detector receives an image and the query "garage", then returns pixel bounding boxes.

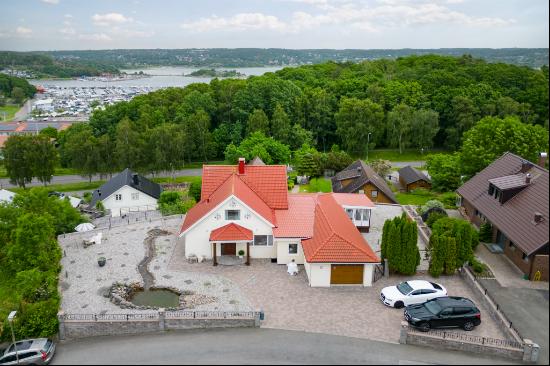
[330,264,364,285]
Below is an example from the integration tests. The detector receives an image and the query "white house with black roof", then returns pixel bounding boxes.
[90,168,163,217]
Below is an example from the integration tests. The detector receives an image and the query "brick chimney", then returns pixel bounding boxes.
[538,152,548,168]
[238,158,246,175]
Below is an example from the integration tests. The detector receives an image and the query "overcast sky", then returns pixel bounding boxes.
[0,0,548,51]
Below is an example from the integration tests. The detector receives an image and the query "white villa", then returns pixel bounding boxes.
[179,159,380,287]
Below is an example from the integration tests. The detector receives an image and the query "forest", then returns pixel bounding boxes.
[4,54,549,188]
[45,48,550,68]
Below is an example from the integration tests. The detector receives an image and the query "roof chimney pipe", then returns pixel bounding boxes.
[538,152,548,168]
[525,173,532,184]
[238,158,245,175]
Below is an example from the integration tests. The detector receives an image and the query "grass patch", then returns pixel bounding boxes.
[183,161,226,169]
[152,176,202,185]
[0,166,81,178]
[367,148,451,162]
[10,181,105,194]
[0,105,20,122]
[299,178,332,193]
[395,189,457,208]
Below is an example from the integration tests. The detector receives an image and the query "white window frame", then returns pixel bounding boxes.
[288,243,298,255]
[225,210,240,220]
[371,190,378,198]
[253,235,273,246]
[115,194,122,201]
[131,192,139,200]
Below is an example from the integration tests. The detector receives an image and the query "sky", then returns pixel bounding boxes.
[0,0,548,51]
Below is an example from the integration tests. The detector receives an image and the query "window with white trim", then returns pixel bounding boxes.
[131,192,139,200]
[115,194,122,201]
[225,210,240,220]
[288,243,298,255]
[371,190,378,198]
[254,235,273,246]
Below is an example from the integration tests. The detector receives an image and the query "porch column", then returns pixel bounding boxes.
[213,242,217,266]
[246,241,250,266]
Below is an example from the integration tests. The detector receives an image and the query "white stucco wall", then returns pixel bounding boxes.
[307,263,332,287]
[276,239,305,264]
[363,264,375,287]
[183,195,276,259]
[102,185,159,217]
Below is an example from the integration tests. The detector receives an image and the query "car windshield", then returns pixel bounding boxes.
[396,282,414,295]
[430,282,442,290]
[425,300,443,315]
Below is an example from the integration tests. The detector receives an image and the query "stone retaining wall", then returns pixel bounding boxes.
[400,322,539,363]
[58,310,261,340]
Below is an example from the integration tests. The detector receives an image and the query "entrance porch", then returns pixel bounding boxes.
[209,223,254,267]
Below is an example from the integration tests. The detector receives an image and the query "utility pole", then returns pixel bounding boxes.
[8,311,19,365]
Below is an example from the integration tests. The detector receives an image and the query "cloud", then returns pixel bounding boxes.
[16,26,33,37]
[182,13,287,32]
[64,14,73,18]
[92,13,133,27]
[41,0,59,4]
[78,33,112,42]
[59,27,76,36]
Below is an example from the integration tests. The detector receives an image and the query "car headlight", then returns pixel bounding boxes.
[411,317,421,322]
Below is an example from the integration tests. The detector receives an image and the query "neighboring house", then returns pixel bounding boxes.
[398,166,431,192]
[0,189,15,204]
[457,152,549,282]
[179,158,380,287]
[90,168,162,217]
[248,156,266,166]
[331,160,398,204]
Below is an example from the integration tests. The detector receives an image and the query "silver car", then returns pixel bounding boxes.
[0,338,56,365]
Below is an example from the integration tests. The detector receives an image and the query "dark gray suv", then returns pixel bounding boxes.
[0,338,56,365]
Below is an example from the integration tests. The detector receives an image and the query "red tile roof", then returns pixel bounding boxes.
[202,165,288,209]
[331,193,375,207]
[301,194,380,263]
[180,174,275,234]
[209,223,253,242]
[273,194,318,238]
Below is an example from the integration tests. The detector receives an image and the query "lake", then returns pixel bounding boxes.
[28,66,286,89]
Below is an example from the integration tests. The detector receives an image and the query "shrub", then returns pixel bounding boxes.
[479,222,493,242]
[158,191,196,216]
[83,192,92,203]
[188,179,202,202]
[419,199,444,214]
[470,257,486,274]
[426,211,447,228]
[439,192,458,208]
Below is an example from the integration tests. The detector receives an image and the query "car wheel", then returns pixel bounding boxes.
[463,321,475,331]
[394,301,404,309]
[418,322,430,332]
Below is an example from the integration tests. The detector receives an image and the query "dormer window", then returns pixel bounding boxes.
[488,184,495,196]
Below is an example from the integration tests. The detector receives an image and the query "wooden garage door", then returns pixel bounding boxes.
[330,264,364,285]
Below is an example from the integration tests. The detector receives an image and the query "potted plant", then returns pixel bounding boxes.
[238,250,245,259]
[98,256,106,267]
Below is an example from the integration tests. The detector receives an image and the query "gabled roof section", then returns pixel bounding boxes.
[90,168,162,207]
[180,174,276,234]
[202,165,288,209]
[398,166,431,185]
[273,194,318,238]
[209,223,253,242]
[301,194,379,263]
[457,152,549,255]
[488,174,528,191]
[331,160,397,204]
[331,193,375,208]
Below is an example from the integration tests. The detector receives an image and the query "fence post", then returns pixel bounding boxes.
[57,311,66,340]
[399,321,408,344]
[384,258,389,278]
[158,308,166,332]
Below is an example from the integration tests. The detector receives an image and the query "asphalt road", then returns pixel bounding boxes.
[0,169,203,189]
[51,328,515,365]
[0,162,425,190]
[480,279,549,365]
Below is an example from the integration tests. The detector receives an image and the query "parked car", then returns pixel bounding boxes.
[404,296,481,332]
[0,338,56,365]
[380,280,447,308]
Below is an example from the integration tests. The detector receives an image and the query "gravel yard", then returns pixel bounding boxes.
[58,216,251,314]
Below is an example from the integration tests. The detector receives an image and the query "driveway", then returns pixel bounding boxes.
[169,247,507,343]
[51,328,515,365]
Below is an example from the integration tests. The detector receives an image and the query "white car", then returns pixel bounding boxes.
[380,280,447,308]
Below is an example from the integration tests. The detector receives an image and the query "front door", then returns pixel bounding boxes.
[222,243,236,256]
[496,230,506,249]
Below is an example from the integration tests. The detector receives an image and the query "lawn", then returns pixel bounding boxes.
[298,178,332,193]
[367,148,451,162]
[0,105,20,122]
[395,188,457,208]
[0,166,81,178]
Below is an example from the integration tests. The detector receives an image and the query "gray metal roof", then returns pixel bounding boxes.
[488,174,528,190]
[331,160,397,204]
[90,168,162,207]
[398,165,431,186]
